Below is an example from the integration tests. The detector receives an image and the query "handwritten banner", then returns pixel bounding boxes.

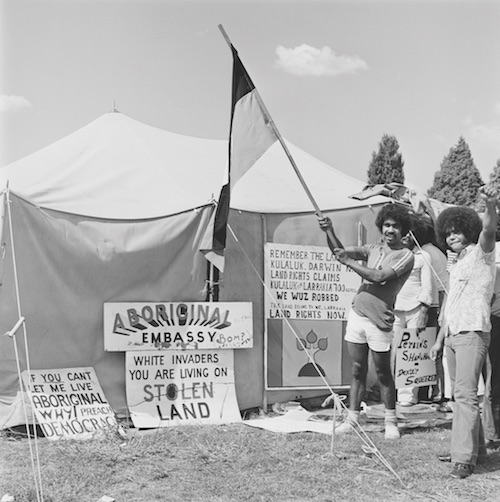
[125,350,241,428]
[394,327,437,389]
[264,243,360,321]
[21,367,118,440]
[104,302,253,351]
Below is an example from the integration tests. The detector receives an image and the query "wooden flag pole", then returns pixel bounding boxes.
[218,24,343,250]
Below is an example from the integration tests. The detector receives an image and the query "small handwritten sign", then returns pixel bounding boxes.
[21,367,118,440]
[125,349,241,428]
[394,328,437,389]
[104,302,253,351]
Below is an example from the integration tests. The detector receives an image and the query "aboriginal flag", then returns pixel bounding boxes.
[200,45,277,272]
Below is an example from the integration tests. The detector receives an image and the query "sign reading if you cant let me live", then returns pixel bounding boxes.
[104,302,253,351]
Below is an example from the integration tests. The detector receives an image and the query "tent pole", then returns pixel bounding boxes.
[261,213,268,413]
[4,187,44,501]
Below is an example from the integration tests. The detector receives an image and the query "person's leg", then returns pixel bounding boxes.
[372,350,397,410]
[489,315,500,440]
[481,352,496,442]
[372,349,399,439]
[395,307,420,405]
[333,340,368,433]
[449,331,490,466]
[346,341,369,412]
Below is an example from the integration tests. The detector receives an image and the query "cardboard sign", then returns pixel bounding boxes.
[104,302,253,351]
[125,350,241,428]
[21,367,118,440]
[264,243,360,321]
[394,327,437,389]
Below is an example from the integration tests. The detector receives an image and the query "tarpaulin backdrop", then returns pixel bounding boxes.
[0,193,212,426]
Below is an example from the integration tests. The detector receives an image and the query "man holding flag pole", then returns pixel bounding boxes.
[198,26,412,481]
[318,204,414,439]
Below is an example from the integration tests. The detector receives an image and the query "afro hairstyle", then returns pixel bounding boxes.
[374,203,412,235]
[408,213,436,246]
[435,207,482,250]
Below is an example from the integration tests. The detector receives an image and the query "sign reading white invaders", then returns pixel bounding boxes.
[21,367,118,440]
[125,349,241,428]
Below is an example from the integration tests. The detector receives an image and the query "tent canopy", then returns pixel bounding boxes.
[0,113,392,426]
[1,112,387,218]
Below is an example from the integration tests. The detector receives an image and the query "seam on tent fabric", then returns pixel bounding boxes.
[9,190,214,222]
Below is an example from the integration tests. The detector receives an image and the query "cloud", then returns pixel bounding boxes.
[494,102,500,116]
[468,122,500,147]
[0,94,32,113]
[275,44,368,76]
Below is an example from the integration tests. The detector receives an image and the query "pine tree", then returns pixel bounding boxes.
[489,159,500,192]
[367,134,405,185]
[488,159,500,240]
[427,137,483,207]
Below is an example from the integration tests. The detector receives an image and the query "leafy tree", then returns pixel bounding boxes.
[488,159,500,240]
[489,159,500,192]
[367,134,405,185]
[427,137,483,207]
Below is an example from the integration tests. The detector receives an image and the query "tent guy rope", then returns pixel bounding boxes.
[4,186,45,502]
[226,223,404,485]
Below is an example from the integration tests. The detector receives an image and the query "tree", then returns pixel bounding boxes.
[488,159,500,240]
[367,134,405,185]
[427,137,483,207]
[489,159,500,193]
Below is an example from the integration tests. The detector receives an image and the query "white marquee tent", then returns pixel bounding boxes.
[0,112,390,427]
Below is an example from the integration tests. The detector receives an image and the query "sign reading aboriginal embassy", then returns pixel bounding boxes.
[21,367,118,440]
[104,302,253,351]
[264,243,360,320]
[125,349,241,428]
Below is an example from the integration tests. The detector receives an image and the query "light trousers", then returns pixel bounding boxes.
[446,330,490,465]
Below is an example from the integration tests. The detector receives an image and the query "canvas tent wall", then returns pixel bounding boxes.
[0,112,389,427]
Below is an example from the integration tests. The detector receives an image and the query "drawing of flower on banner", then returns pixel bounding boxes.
[296,330,327,377]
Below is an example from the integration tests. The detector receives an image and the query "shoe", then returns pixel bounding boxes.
[398,402,414,407]
[450,463,473,479]
[438,401,453,413]
[384,422,400,439]
[438,453,486,465]
[334,421,354,435]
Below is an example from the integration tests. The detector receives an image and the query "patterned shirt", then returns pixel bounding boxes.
[352,243,414,331]
[444,244,496,335]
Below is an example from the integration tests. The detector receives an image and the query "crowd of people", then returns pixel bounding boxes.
[318,185,500,479]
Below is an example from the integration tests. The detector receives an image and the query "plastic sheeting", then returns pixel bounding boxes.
[0,193,212,426]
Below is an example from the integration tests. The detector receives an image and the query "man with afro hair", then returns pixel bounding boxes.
[319,202,414,440]
[431,185,498,479]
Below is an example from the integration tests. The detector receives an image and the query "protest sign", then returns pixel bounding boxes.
[264,243,360,321]
[104,302,253,351]
[394,327,437,389]
[125,349,241,428]
[21,367,118,440]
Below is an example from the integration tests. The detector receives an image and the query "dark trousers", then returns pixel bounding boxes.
[482,315,500,441]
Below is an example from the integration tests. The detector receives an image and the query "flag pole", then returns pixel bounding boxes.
[218,24,343,249]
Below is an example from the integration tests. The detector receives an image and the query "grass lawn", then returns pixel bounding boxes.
[2,412,500,502]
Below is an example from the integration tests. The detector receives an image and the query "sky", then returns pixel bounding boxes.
[1,0,499,194]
